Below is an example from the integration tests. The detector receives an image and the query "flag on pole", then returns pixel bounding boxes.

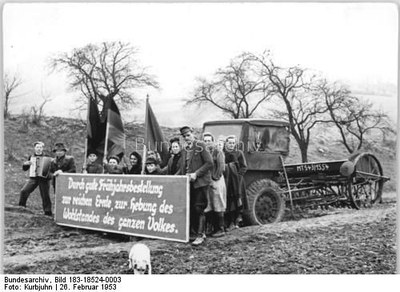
[144,97,169,167]
[104,97,125,160]
[86,97,106,159]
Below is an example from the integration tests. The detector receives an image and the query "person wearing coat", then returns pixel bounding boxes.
[144,156,163,175]
[161,137,182,175]
[103,156,124,174]
[50,142,76,191]
[82,150,103,174]
[179,126,213,246]
[203,132,227,237]
[224,135,248,230]
[125,151,142,174]
[19,141,53,216]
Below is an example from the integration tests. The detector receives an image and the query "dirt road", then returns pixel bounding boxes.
[3,193,396,274]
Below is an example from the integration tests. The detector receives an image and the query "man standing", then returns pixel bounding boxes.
[203,132,226,237]
[19,141,53,216]
[50,142,76,190]
[179,126,213,246]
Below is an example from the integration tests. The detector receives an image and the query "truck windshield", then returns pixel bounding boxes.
[248,125,290,154]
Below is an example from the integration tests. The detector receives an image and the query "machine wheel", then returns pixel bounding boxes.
[245,179,285,225]
[348,152,384,209]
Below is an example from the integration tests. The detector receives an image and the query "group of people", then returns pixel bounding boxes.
[176,126,248,246]
[19,126,248,246]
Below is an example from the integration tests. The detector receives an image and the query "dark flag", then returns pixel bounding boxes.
[144,97,169,167]
[105,97,125,159]
[86,97,106,159]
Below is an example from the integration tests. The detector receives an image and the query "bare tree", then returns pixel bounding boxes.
[253,51,324,162]
[31,87,53,125]
[50,41,159,117]
[3,72,22,118]
[316,79,394,153]
[186,53,274,119]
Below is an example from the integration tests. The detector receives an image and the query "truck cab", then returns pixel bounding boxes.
[202,119,290,187]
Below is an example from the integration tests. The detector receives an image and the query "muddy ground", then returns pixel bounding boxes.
[3,193,396,274]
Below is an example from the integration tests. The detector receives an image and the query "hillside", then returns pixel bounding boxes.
[3,114,396,194]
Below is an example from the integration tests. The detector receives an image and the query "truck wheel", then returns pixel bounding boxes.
[245,179,285,225]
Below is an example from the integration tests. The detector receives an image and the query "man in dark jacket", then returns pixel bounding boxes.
[179,126,213,246]
[19,141,53,216]
[50,142,76,190]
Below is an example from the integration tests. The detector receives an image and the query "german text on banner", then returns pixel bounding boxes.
[54,173,189,242]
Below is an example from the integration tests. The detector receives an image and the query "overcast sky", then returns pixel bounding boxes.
[2,2,398,127]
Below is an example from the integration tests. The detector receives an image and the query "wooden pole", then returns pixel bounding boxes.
[103,108,110,174]
[280,155,294,217]
[141,95,150,175]
[83,98,91,172]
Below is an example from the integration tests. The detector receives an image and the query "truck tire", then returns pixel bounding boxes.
[245,179,285,225]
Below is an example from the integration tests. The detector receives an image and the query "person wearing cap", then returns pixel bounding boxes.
[143,156,162,175]
[203,132,226,237]
[82,150,103,174]
[161,137,182,175]
[50,142,76,190]
[19,141,54,216]
[179,126,213,246]
[103,156,124,174]
[224,135,248,230]
[146,150,163,170]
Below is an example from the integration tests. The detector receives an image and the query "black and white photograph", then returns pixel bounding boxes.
[1,0,398,283]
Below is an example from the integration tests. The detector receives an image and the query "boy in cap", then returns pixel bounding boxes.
[50,142,77,190]
[82,150,103,174]
[144,156,163,175]
[103,156,124,174]
[179,126,213,246]
[19,141,53,216]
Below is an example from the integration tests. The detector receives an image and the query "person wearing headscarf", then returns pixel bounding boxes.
[224,135,248,230]
[161,137,182,175]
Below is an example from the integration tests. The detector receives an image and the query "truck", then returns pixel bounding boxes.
[202,119,389,225]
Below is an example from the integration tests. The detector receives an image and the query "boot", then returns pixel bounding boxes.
[226,212,238,231]
[212,212,225,238]
[192,214,206,246]
[205,212,214,236]
[189,226,198,241]
[235,212,243,227]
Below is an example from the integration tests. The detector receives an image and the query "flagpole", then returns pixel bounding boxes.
[103,108,110,174]
[83,98,91,172]
[141,95,149,175]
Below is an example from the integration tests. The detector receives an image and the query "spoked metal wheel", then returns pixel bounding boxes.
[246,179,285,225]
[348,152,384,209]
